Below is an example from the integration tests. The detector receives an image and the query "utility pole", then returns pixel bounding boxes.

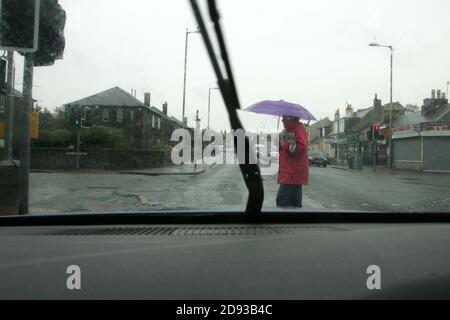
[369,42,394,169]
[447,81,449,99]
[18,54,34,215]
[388,48,393,169]
[3,50,15,161]
[181,28,200,126]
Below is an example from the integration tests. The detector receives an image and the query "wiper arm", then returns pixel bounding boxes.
[189,0,264,215]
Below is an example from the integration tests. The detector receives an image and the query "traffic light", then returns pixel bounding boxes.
[366,124,383,141]
[67,105,81,128]
[0,0,40,52]
[373,124,383,140]
[31,0,66,66]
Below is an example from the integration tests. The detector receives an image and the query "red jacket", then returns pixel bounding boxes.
[278,122,309,185]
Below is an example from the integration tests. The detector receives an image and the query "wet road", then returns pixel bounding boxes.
[29,163,450,214]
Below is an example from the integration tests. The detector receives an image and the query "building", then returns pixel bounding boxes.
[328,104,361,164]
[392,89,450,172]
[63,87,188,150]
[307,117,332,155]
[328,94,408,168]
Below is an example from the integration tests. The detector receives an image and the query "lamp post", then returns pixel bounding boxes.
[207,87,219,130]
[369,42,394,169]
[447,81,449,99]
[181,27,201,126]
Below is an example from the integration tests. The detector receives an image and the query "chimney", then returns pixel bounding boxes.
[345,104,353,118]
[162,102,168,115]
[144,92,151,107]
[437,90,441,99]
[442,92,446,100]
[334,109,340,121]
[432,89,436,99]
[373,94,382,109]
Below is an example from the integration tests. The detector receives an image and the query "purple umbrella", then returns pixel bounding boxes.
[244,99,317,121]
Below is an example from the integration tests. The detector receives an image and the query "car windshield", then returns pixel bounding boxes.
[1,0,450,216]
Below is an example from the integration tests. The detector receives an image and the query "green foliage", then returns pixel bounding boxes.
[151,144,172,151]
[33,128,72,148]
[34,105,67,131]
[80,126,127,148]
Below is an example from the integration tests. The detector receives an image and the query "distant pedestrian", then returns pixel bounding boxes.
[276,116,309,208]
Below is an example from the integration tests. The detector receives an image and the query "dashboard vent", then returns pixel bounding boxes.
[48,226,344,236]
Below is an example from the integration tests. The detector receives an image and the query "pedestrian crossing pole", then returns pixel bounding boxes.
[3,50,15,161]
[18,53,34,215]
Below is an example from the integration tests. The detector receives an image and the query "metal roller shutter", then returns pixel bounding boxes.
[423,137,450,172]
[394,138,421,161]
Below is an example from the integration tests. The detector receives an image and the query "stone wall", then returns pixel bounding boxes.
[13,148,172,171]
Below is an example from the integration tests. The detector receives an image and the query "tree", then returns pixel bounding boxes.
[34,105,67,131]
[80,126,127,148]
[32,128,72,148]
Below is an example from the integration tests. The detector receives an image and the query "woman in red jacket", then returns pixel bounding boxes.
[277,116,309,208]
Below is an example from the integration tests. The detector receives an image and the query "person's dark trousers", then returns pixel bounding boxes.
[276,184,302,208]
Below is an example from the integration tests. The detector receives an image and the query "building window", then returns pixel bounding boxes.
[103,108,109,122]
[152,115,155,128]
[117,108,123,123]
[130,110,134,121]
[158,117,161,129]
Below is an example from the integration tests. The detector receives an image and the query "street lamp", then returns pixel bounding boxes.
[207,87,219,130]
[182,27,201,126]
[369,42,394,169]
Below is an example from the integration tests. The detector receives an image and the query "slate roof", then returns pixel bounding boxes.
[64,87,147,108]
[393,104,450,128]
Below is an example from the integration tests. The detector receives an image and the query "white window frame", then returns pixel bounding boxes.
[103,108,109,122]
[158,117,161,129]
[152,115,155,128]
[117,108,123,123]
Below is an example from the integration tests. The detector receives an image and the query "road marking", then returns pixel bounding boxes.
[303,194,325,209]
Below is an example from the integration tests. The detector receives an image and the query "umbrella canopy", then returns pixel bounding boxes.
[244,99,317,121]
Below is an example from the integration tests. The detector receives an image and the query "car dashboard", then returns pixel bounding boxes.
[1,213,450,300]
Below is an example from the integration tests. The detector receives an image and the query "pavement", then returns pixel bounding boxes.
[119,163,215,176]
[331,164,450,176]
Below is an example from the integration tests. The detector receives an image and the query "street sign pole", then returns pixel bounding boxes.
[3,50,15,161]
[18,53,34,215]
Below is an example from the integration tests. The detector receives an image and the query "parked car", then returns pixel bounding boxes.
[309,150,328,167]
[323,151,331,165]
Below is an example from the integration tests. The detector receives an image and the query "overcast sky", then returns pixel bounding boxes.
[12,0,450,131]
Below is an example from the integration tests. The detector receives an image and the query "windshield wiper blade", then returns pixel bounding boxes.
[189,0,264,214]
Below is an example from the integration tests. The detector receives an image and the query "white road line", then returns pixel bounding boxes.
[303,194,325,209]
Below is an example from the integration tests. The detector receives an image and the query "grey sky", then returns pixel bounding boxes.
[12,0,450,131]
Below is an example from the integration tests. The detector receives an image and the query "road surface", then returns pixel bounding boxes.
[29,163,450,214]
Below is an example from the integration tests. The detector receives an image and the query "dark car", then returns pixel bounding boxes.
[309,150,328,167]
